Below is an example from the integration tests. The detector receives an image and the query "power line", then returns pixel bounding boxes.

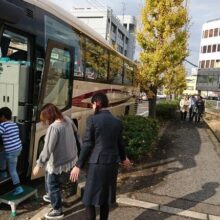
[184,59,198,67]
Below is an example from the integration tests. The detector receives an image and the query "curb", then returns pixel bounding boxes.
[203,117,220,143]
[117,196,220,220]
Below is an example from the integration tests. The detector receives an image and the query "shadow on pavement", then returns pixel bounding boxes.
[134,182,220,220]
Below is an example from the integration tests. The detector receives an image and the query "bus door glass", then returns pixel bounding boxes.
[41,44,74,108]
[31,41,74,179]
[0,29,31,183]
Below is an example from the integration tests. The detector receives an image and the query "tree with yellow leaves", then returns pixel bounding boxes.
[137,0,189,117]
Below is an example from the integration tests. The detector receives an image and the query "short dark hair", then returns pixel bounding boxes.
[0,107,12,120]
[40,103,64,124]
[91,93,109,114]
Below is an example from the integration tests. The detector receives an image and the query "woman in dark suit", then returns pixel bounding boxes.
[70,92,131,220]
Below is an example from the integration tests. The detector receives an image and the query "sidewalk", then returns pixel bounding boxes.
[113,118,220,219]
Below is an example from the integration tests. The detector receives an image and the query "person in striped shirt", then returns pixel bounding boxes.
[0,107,23,196]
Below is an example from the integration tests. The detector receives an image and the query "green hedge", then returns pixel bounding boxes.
[156,100,179,120]
[121,115,158,161]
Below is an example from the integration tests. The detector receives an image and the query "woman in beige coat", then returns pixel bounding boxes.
[179,96,189,121]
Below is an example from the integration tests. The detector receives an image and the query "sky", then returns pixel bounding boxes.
[51,0,220,74]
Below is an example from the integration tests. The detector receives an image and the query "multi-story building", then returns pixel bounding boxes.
[197,19,220,94]
[71,7,136,60]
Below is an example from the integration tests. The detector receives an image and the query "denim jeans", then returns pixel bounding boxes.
[0,148,22,185]
[45,171,69,210]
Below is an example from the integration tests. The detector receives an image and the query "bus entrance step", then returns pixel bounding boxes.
[0,185,38,217]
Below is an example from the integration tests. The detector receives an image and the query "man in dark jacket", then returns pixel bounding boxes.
[195,96,205,124]
[70,93,131,220]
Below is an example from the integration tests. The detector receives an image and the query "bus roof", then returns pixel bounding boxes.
[24,0,134,64]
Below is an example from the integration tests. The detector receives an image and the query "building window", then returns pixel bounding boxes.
[118,30,124,40]
[214,28,219,36]
[202,46,207,53]
[213,44,217,52]
[209,29,213,37]
[111,24,116,34]
[218,44,220,52]
[207,45,211,53]
[123,24,127,29]
[201,60,205,68]
[129,24,135,33]
[204,30,208,38]
[205,60,210,68]
[210,60,215,68]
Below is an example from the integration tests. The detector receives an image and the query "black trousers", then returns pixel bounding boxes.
[195,112,202,124]
[180,111,187,121]
[85,204,109,220]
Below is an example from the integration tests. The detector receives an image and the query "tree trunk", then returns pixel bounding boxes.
[148,86,157,118]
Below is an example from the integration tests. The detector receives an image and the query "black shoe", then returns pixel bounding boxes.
[44,209,64,219]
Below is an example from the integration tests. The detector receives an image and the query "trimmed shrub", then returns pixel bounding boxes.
[121,115,159,161]
[156,100,179,120]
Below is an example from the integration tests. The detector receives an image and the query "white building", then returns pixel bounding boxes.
[199,19,220,69]
[71,8,136,60]
[197,19,220,95]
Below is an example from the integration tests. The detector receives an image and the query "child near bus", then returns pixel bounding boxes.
[0,107,23,196]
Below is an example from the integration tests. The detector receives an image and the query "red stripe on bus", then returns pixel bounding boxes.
[72,89,130,108]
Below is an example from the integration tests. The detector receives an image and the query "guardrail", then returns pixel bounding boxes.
[205,100,220,119]
[205,100,220,110]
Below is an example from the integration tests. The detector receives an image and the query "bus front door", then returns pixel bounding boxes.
[31,40,74,179]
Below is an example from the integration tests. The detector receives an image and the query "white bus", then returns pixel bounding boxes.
[0,0,138,190]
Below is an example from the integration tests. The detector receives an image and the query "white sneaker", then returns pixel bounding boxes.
[44,209,64,219]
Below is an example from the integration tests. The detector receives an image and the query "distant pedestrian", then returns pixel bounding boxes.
[179,96,189,121]
[195,96,205,124]
[33,103,79,219]
[70,93,132,220]
[0,107,23,196]
[189,95,197,121]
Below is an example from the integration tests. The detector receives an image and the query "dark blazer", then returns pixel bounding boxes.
[76,110,126,168]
